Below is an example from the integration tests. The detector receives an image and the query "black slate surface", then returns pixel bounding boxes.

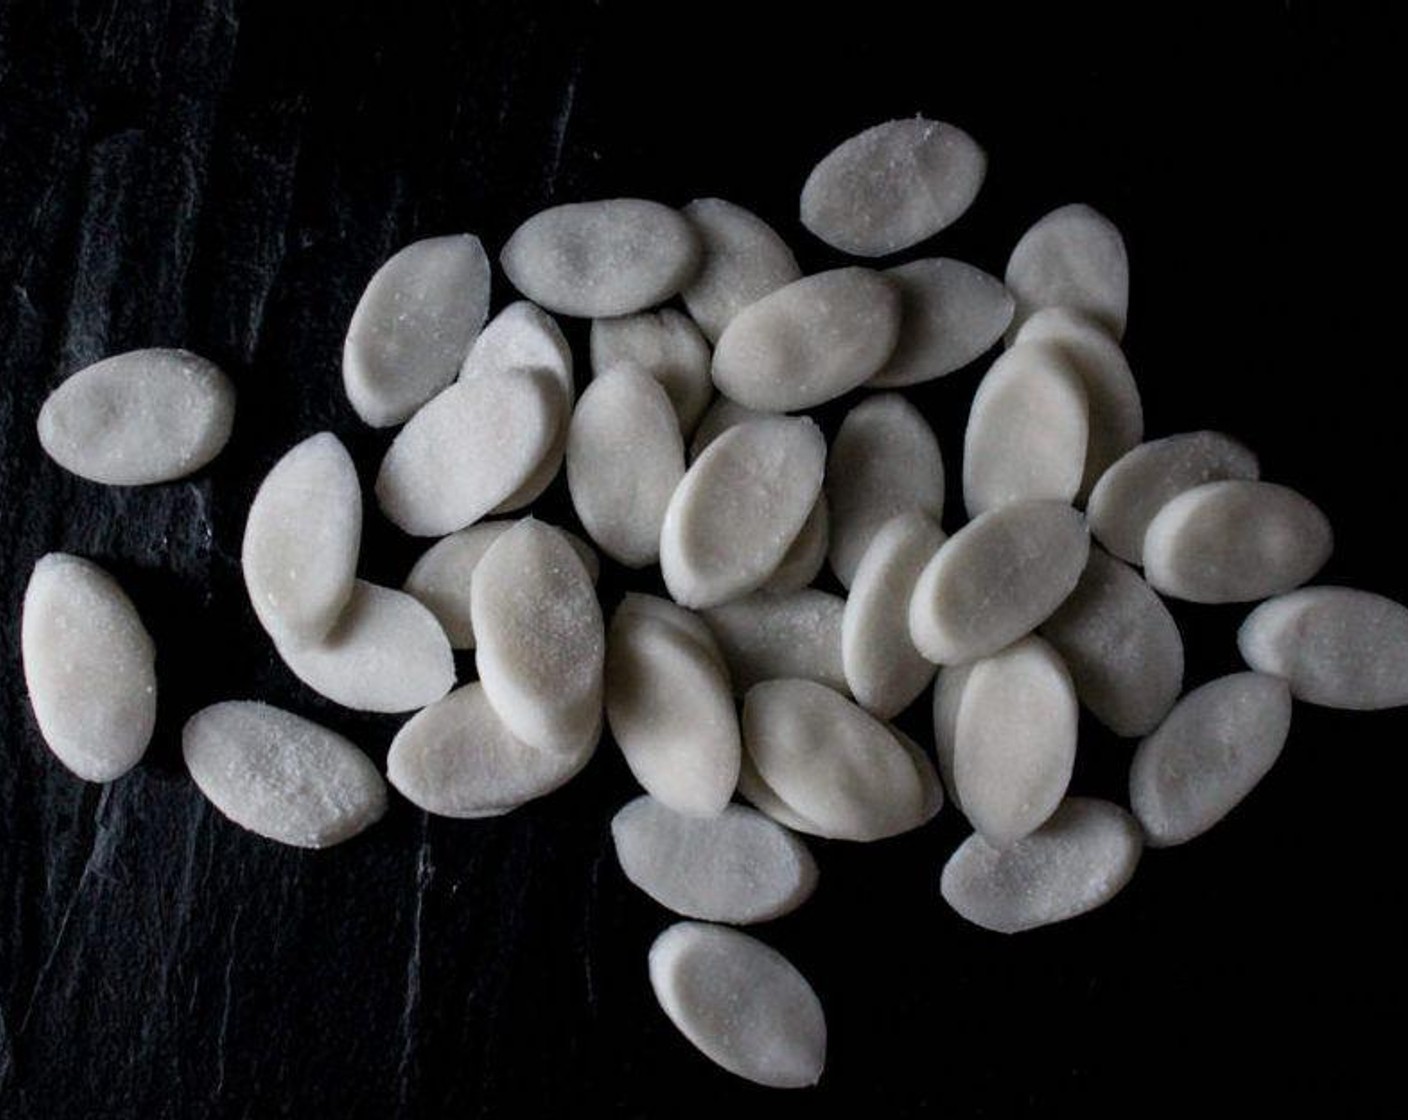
[1,3,1403,1116]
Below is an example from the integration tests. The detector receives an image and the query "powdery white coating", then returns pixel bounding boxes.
[342,234,492,427]
[499,199,700,318]
[941,798,1142,933]
[386,683,594,818]
[800,118,986,257]
[1005,204,1129,340]
[1040,548,1184,737]
[649,922,826,1089]
[276,580,454,713]
[242,433,361,647]
[743,679,932,842]
[893,727,946,824]
[1129,673,1292,847]
[932,663,976,813]
[1013,309,1144,495]
[402,524,594,653]
[612,797,818,924]
[1086,431,1260,565]
[1238,587,1408,710]
[459,300,575,510]
[680,198,803,343]
[910,500,1090,665]
[22,554,156,782]
[37,348,235,485]
[703,590,848,696]
[614,593,729,679]
[661,418,826,609]
[566,369,686,568]
[871,258,1014,387]
[688,396,766,461]
[962,340,1089,517]
[762,495,829,594]
[402,521,597,649]
[590,309,712,434]
[375,368,558,536]
[842,512,946,718]
[606,607,741,817]
[1143,480,1333,604]
[953,636,1078,848]
[827,394,945,588]
[736,754,831,835]
[182,701,387,848]
[711,268,901,412]
[472,520,605,755]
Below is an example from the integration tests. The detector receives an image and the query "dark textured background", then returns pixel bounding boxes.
[1,3,1403,1116]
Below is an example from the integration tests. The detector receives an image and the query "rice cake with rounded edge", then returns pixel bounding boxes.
[681,198,802,343]
[22,554,156,782]
[275,580,453,714]
[703,590,847,696]
[403,521,597,650]
[827,393,945,588]
[649,922,826,1088]
[962,340,1089,517]
[242,433,361,647]
[472,520,605,755]
[1005,203,1129,340]
[183,701,386,848]
[931,662,975,812]
[941,797,1142,933]
[375,367,559,536]
[1013,308,1144,495]
[1086,431,1260,565]
[613,593,728,679]
[661,417,825,609]
[606,605,741,817]
[870,258,1014,387]
[842,511,945,719]
[800,118,986,257]
[38,348,235,485]
[711,268,900,412]
[1129,672,1292,846]
[1142,480,1332,604]
[909,500,1089,665]
[459,300,575,511]
[612,797,817,924]
[1238,587,1408,709]
[742,679,931,842]
[953,636,1078,848]
[386,682,594,818]
[761,495,829,594]
[688,396,766,461]
[1039,548,1183,737]
[343,234,491,427]
[590,309,712,434]
[500,199,699,318]
[566,368,685,568]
